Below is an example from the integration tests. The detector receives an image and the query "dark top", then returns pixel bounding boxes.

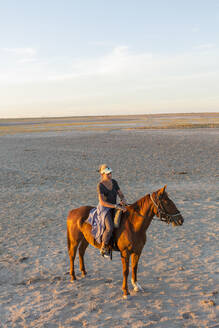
[97,179,120,204]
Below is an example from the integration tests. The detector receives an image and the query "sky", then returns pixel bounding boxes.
[0,0,219,118]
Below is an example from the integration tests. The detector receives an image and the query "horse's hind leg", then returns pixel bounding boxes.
[79,238,89,277]
[68,241,79,281]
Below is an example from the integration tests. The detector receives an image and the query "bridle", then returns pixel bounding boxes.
[150,193,182,224]
[126,192,182,225]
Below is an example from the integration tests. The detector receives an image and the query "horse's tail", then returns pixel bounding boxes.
[67,224,71,252]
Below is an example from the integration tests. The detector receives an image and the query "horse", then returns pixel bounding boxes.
[66,185,184,298]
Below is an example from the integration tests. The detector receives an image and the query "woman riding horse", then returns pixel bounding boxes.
[92,164,127,257]
[67,184,184,298]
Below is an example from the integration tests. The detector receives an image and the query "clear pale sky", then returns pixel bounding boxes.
[0,0,219,118]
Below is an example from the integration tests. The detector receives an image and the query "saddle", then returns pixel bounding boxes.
[113,209,123,228]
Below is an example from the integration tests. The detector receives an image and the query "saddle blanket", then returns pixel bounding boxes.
[87,204,111,244]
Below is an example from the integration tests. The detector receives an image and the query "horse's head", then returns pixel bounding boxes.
[151,185,184,226]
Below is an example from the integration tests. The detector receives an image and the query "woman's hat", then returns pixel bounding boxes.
[99,164,112,174]
[101,167,112,174]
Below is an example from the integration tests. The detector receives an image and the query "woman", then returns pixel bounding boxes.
[97,164,127,257]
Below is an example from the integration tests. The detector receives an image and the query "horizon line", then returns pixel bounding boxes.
[0,111,218,121]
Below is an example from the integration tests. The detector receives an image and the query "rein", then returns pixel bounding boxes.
[126,192,181,225]
[126,195,162,221]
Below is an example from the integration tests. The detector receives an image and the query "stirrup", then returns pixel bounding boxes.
[100,244,110,258]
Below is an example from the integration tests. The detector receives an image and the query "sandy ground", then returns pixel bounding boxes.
[0,117,219,327]
[0,112,218,136]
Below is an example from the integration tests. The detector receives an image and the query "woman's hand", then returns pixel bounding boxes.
[120,198,128,206]
[115,204,127,212]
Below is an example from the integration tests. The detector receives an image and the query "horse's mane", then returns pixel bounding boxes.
[127,193,149,212]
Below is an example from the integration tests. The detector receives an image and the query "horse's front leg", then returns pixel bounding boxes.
[121,251,130,298]
[131,252,143,292]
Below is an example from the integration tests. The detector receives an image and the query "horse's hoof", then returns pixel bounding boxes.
[70,277,77,282]
[123,294,131,300]
[133,284,143,292]
[131,279,143,292]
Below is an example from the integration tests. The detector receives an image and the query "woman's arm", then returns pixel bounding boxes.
[98,192,126,211]
[117,189,128,205]
[98,192,117,209]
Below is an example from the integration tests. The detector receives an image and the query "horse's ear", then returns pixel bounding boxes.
[158,185,167,196]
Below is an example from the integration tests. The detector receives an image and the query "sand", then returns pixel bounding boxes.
[0,115,218,327]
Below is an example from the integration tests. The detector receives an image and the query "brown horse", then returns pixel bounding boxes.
[67,185,184,298]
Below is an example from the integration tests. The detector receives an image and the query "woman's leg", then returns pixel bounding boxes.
[102,212,114,245]
[101,212,113,256]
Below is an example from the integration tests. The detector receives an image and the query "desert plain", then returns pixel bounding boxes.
[0,113,218,327]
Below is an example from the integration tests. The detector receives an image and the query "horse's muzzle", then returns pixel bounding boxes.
[172,215,184,226]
